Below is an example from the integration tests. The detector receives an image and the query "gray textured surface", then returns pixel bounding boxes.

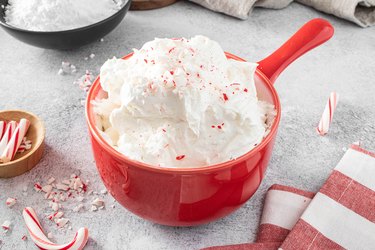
[1,1,375,249]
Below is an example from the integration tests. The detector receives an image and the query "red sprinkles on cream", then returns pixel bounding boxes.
[176,155,185,160]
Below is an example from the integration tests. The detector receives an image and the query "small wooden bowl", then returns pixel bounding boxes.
[0,110,45,178]
[130,0,178,10]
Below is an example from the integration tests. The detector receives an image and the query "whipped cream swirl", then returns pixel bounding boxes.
[94,36,274,168]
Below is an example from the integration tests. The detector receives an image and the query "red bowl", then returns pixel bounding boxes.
[85,19,334,226]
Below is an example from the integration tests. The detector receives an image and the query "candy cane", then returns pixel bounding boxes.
[0,121,17,156]
[0,121,6,141]
[0,119,30,162]
[23,207,89,250]
[316,92,339,136]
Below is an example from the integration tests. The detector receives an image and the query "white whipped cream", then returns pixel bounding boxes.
[94,36,274,168]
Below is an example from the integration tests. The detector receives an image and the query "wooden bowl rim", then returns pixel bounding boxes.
[0,109,45,168]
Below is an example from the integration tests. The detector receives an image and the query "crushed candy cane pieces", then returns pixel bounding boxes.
[42,185,53,193]
[17,137,32,153]
[55,211,64,219]
[6,197,17,207]
[34,182,42,192]
[58,61,77,75]
[56,183,69,191]
[73,178,84,190]
[92,198,104,207]
[48,211,64,221]
[27,174,106,236]
[2,220,11,231]
[56,218,69,228]
[51,202,60,211]
[47,177,56,185]
[74,70,94,93]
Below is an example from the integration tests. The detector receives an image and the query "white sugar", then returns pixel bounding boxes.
[4,0,124,31]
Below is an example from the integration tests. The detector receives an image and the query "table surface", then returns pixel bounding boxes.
[0,1,374,249]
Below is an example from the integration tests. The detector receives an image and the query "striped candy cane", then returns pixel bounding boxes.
[0,121,6,141]
[317,92,339,136]
[0,119,30,162]
[0,121,17,156]
[23,207,89,250]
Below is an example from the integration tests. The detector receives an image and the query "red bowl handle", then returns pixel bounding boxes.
[257,18,334,84]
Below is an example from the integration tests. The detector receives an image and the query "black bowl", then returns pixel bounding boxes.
[0,0,131,50]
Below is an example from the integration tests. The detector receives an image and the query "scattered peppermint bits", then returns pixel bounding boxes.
[51,202,60,212]
[5,197,17,207]
[47,177,56,185]
[57,61,77,75]
[47,232,54,239]
[223,93,229,101]
[34,182,42,192]
[92,197,105,208]
[17,137,32,153]
[176,155,185,160]
[89,53,95,59]
[56,183,69,191]
[48,211,64,221]
[29,174,108,230]
[42,184,53,193]
[74,70,94,93]
[56,218,69,228]
[211,123,224,130]
[2,220,11,232]
[21,235,28,241]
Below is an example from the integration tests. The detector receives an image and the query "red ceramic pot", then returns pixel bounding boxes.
[86,18,334,226]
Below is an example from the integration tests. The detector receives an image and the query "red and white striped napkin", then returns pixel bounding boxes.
[281,145,375,249]
[202,145,375,250]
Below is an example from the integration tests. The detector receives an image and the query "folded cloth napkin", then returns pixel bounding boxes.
[202,145,375,250]
[202,185,314,250]
[256,184,315,243]
[281,145,375,249]
[189,0,375,27]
